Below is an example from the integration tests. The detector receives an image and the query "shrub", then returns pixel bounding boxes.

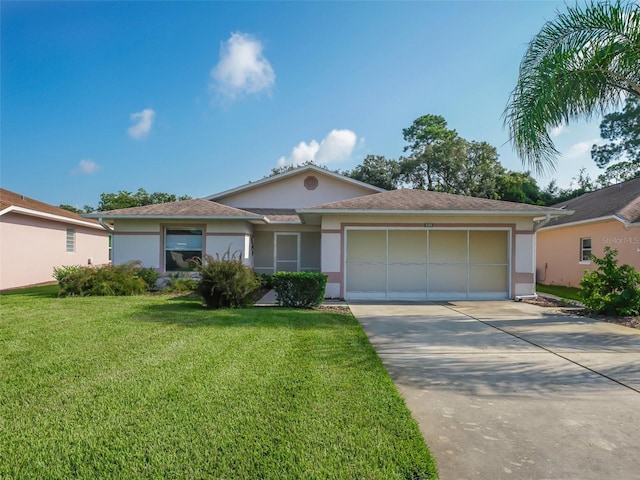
[137,267,161,291]
[54,262,154,297]
[257,273,274,289]
[272,272,328,308]
[192,250,260,308]
[580,247,640,316]
[163,272,198,294]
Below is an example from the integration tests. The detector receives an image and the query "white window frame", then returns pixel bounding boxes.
[164,226,203,272]
[66,228,75,253]
[580,237,592,264]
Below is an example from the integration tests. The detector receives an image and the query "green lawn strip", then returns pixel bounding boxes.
[536,283,582,302]
[1,288,437,479]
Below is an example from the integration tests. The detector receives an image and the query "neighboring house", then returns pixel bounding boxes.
[536,177,640,288]
[0,189,110,290]
[87,165,568,300]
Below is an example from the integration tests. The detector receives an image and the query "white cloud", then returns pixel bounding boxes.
[211,32,275,98]
[550,124,566,137]
[72,158,100,175]
[563,138,600,160]
[128,108,155,139]
[278,129,359,166]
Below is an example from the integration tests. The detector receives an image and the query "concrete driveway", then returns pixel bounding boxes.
[349,301,640,480]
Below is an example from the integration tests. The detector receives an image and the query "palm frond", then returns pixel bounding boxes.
[504,1,640,173]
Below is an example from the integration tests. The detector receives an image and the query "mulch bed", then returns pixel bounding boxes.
[524,296,640,330]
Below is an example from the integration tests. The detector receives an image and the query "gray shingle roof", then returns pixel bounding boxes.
[301,188,563,214]
[87,199,264,219]
[546,177,640,227]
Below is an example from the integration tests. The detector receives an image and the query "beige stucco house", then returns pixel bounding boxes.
[536,177,640,287]
[0,189,110,290]
[88,165,569,300]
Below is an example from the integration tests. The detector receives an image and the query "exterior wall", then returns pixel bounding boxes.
[537,219,640,287]
[111,219,253,273]
[0,213,109,290]
[216,171,377,209]
[320,214,537,299]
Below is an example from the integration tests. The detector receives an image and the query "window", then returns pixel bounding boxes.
[580,237,592,262]
[66,228,75,253]
[165,227,202,271]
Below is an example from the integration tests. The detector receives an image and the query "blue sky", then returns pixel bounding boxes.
[2,1,604,209]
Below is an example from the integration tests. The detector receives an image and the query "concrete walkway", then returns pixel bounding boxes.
[349,301,640,480]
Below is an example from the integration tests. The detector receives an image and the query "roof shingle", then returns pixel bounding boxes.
[89,199,263,218]
[547,177,640,227]
[302,188,562,213]
[0,188,100,225]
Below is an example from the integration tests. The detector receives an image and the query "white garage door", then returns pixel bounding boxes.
[345,228,509,300]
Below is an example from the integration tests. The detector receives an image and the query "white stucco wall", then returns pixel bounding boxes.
[0,213,109,290]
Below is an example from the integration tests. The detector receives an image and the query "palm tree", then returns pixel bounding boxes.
[504,1,640,173]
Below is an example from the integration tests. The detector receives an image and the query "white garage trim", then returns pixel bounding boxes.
[344,226,511,300]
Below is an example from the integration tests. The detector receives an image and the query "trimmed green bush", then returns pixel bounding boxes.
[580,247,640,316]
[55,263,147,297]
[272,272,328,308]
[137,266,161,291]
[163,272,198,294]
[192,250,260,308]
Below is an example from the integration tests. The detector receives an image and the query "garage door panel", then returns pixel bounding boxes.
[388,231,426,263]
[347,230,386,262]
[470,231,508,264]
[469,265,508,293]
[388,264,427,293]
[429,231,467,263]
[429,264,467,293]
[346,263,386,292]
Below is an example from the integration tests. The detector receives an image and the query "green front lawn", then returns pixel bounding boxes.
[536,283,582,302]
[0,287,437,479]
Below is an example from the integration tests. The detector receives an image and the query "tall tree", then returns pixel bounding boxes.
[496,171,545,205]
[400,115,459,190]
[346,155,400,190]
[399,115,506,197]
[97,188,192,211]
[591,96,640,182]
[504,1,640,173]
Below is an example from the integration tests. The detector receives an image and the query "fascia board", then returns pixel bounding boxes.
[84,214,268,222]
[1,206,105,230]
[537,215,628,231]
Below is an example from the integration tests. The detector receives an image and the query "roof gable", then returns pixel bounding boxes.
[206,165,385,209]
[547,177,640,227]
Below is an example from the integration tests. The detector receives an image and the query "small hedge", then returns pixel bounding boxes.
[272,272,328,309]
[53,262,154,297]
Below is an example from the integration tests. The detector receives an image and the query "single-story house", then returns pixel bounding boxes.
[536,177,640,287]
[87,165,569,300]
[0,188,110,291]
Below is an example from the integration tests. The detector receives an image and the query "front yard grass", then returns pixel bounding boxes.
[536,283,582,302]
[0,286,437,479]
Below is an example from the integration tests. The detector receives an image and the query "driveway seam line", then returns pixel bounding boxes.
[445,306,640,395]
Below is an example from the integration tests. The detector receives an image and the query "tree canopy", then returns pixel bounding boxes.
[504,1,640,173]
[96,188,192,211]
[591,95,640,183]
